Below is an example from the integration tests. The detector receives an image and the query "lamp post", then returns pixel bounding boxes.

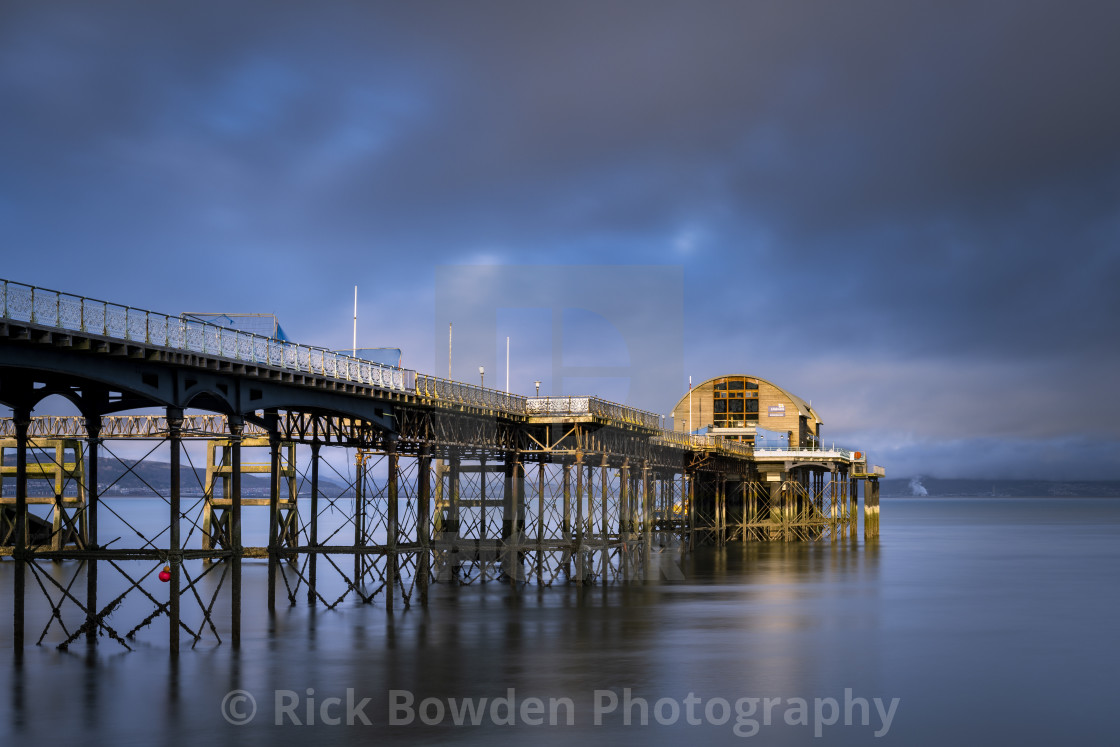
[479,366,485,388]
[534,380,541,397]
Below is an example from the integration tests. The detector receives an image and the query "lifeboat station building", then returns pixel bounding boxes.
[668,374,881,540]
[670,374,822,448]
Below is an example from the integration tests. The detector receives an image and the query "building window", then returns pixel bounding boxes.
[712,376,762,426]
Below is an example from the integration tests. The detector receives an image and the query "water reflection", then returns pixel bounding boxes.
[3,499,1119,746]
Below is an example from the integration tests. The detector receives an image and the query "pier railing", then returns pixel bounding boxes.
[652,430,755,457]
[525,396,661,429]
[753,447,855,460]
[0,279,412,391]
[414,374,527,413]
[0,414,272,439]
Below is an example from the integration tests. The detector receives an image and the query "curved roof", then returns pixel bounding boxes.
[671,374,821,424]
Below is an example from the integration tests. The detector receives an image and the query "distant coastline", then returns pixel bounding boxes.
[882,477,1120,498]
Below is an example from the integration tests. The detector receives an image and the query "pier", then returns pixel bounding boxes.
[0,278,883,655]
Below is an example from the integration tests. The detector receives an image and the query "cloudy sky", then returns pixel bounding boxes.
[2,1,1118,479]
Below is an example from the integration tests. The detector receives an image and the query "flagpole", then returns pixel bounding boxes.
[688,375,693,434]
[352,286,357,356]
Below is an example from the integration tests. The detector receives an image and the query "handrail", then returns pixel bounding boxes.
[414,373,527,414]
[525,396,660,429]
[651,430,754,457]
[0,414,270,439]
[753,447,855,460]
[0,279,412,391]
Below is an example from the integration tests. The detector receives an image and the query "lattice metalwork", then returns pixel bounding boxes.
[3,433,241,652]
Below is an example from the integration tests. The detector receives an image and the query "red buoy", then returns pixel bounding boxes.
[158,565,171,583]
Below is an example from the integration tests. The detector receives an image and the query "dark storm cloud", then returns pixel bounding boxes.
[1,1,1118,475]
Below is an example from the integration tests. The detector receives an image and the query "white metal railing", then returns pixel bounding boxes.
[0,414,270,439]
[753,447,855,460]
[0,279,412,391]
[525,396,661,429]
[651,430,754,457]
[414,374,527,413]
[719,439,755,458]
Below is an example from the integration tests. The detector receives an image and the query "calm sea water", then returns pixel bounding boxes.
[2,497,1118,746]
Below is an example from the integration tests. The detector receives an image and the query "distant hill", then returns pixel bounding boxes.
[2,455,349,497]
[881,477,1120,498]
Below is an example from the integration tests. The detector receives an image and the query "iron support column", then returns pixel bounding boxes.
[849,477,859,539]
[417,446,431,604]
[620,460,630,539]
[562,462,572,541]
[865,478,879,539]
[536,461,545,585]
[266,416,280,613]
[641,461,651,578]
[167,407,183,656]
[84,414,101,645]
[599,455,608,580]
[717,473,725,546]
[562,461,572,580]
[12,407,29,656]
[738,473,748,540]
[386,442,399,609]
[448,449,461,581]
[574,456,584,583]
[307,440,319,604]
[228,417,243,648]
[501,451,516,583]
[619,459,630,581]
[767,480,783,541]
[680,472,689,548]
[479,456,488,540]
[515,451,525,577]
[353,450,364,593]
[829,469,838,536]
